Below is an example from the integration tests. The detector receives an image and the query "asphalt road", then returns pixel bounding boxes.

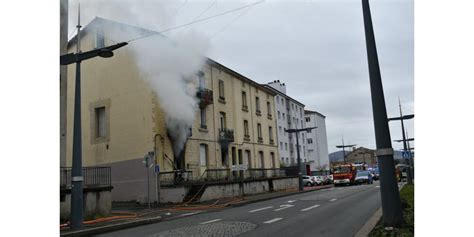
[97,181,382,237]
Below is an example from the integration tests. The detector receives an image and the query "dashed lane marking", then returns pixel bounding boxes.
[263,218,283,224]
[249,206,273,213]
[329,198,337,202]
[301,204,320,212]
[179,211,203,217]
[275,204,294,211]
[200,219,222,224]
[287,200,297,203]
[376,186,380,188]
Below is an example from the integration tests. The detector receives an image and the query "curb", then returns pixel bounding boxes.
[230,185,333,208]
[60,216,162,237]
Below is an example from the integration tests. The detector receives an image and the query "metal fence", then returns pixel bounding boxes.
[157,168,293,185]
[60,166,111,189]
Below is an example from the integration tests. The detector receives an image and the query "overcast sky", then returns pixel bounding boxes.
[69,0,414,153]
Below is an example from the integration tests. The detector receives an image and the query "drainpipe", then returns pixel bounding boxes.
[154,133,165,205]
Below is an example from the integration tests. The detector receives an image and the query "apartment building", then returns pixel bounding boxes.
[305,110,330,170]
[264,80,308,166]
[65,17,279,202]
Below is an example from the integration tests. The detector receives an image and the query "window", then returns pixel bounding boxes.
[255,97,261,114]
[242,91,247,109]
[198,71,205,88]
[285,143,288,150]
[244,120,249,137]
[271,152,276,168]
[281,98,284,105]
[199,144,208,166]
[95,107,106,138]
[301,120,303,128]
[200,108,206,129]
[257,123,262,139]
[279,126,282,133]
[306,117,310,122]
[280,142,283,150]
[307,138,313,144]
[282,113,285,120]
[218,80,225,100]
[269,126,273,142]
[259,151,265,168]
[278,111,281,119]
[300,108,303,117]
[219,112,226,130]
[267,101,271,116]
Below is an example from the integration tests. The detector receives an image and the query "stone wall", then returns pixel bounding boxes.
[60,188,112,222]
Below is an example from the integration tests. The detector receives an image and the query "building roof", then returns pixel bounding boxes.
[304,109,326,118]
[67,17,276,96]
[261,84,305,107]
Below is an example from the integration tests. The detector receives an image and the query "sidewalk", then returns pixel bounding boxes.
[60,184,333,236]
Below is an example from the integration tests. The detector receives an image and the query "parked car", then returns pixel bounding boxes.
[302,175,315,186]
[354,170,373,184]
[311,176,324,186]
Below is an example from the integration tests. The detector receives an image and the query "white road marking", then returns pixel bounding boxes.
[264,218,283,224]
[301,204,320,212]
[200,219,222,224]
[179,211,202,217]
[329,198,337,202]
[275,204,294,211]
[376,186,380,188]
[287,200,297,203]
[337,188,343,190]
[249,206,273,213]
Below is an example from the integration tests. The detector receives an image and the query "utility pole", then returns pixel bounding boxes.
[362,0,404,227]
[285,127,317,191]
[336,137,355,164]
[60,5,128,229]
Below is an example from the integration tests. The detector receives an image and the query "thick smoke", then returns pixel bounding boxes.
[130,33,209,155]
[69,0,210,155]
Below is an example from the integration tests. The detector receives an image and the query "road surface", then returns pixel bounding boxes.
[97,181,382,237]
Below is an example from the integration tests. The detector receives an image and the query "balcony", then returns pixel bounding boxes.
[256,110,262,116]
[269,139,274,145]
[242,105,249,112]
[244,134,251,142]
[257,137,263,143]
[219,128,234,143]
[196,88,213,108]
[267,114,272,120]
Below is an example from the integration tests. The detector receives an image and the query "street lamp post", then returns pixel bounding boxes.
[60,9,127,229]
[336,137,355,164]
[285,127,317,191]
[389,99,414,184]
[362,0,404,227]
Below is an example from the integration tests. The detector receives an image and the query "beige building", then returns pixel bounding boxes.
[346,147,377,167]
[65,18,279,202]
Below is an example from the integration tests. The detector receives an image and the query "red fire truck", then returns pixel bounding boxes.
[332,163,367,186]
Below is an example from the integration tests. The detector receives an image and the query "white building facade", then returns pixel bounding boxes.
[265,81,308,166]
[305,110,330,171]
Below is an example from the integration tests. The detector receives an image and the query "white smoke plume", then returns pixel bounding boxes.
[68,0,210,155]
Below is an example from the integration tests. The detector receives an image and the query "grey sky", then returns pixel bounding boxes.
[69,0,414,153]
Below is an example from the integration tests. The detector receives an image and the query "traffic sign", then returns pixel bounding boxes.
[402,151,410,159]
[155,165,160,173]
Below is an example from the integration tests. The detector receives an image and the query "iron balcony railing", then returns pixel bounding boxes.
[159,170,196,186]
[196,87,213,108]
[60,166,111,189]
[219,128,234,142]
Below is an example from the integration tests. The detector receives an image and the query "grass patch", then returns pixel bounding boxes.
[369,184,414,237]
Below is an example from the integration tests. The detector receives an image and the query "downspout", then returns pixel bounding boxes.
[154,133,165,205]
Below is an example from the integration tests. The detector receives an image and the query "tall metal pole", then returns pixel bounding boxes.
[362,0,403,227]
[71,5,83,229]
[399,98,413,184]
[342,138,346,164]
[295,131,303,191]
[405,129,414,180]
